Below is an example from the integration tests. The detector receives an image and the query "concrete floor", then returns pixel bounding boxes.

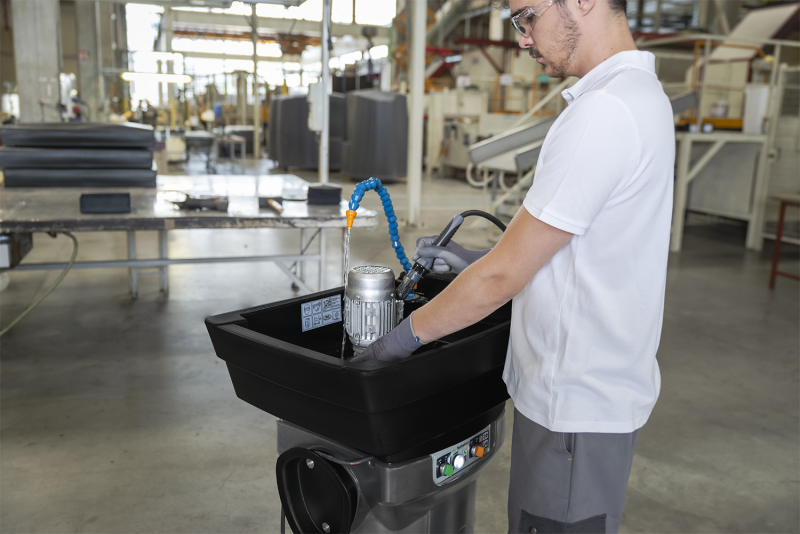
[1,157,798,533]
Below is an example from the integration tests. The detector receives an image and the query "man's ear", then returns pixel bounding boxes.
[576,0,598,17]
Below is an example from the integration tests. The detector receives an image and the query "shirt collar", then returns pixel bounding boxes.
[561,50,656,104]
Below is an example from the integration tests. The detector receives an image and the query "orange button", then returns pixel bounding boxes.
[474,446,485,458]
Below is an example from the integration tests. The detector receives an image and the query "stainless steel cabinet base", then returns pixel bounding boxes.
[276,407,506,534]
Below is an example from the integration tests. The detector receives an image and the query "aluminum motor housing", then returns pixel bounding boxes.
[344,265,401,354]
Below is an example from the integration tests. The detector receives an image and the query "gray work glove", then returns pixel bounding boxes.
[349,314,426,363]
[414,236,491,274]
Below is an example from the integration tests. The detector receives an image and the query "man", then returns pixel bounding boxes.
[352,0,675,532]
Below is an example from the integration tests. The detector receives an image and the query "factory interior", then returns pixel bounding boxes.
[0,0,798,533]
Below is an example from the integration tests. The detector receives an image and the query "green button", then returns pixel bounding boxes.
[442,464,455,477]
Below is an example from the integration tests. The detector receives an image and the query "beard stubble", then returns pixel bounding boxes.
[530,5,581,78]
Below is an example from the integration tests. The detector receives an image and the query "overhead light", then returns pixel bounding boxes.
[121,72,192,84]
[134,52,184,62]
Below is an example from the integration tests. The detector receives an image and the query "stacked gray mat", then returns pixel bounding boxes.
[268,94,345,169]
[342,90,407,182]
[0,123,156,187]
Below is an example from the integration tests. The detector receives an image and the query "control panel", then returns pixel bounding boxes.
[430,424,491,486]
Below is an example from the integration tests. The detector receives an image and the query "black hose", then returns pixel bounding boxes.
[459,210,507,232]
[315,450,375,466]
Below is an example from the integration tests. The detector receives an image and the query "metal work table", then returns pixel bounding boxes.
[672,131,769,252]
[214,135,247,174]
[183,130,216,173]
[0,174,378,297]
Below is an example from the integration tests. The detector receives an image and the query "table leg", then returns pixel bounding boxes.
[319,228,326,291]
[298,228,307,282]
[747,140,771,251]
[241,141,246,172]
[159,229,169,295]
[671,136,692,253]
[127,231,138,299]
[342,228,346,284]
[213,139,219,174]
[769,201,787,289]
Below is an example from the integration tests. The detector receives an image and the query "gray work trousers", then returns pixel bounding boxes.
[507,409,640,534]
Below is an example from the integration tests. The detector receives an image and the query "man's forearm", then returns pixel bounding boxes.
[412,253,513,343]
[411,207,574,344]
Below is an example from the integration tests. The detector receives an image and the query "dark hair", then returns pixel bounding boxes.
[495,0,627,16]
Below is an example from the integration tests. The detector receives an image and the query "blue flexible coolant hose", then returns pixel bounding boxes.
[347,177,413,274]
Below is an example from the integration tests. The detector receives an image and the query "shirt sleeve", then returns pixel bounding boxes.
[523,93,639,235]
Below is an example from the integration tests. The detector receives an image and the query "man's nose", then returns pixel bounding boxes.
[519,33,533,48]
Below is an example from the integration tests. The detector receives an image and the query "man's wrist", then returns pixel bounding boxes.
[409,312,432,345]
[408,312,421,343]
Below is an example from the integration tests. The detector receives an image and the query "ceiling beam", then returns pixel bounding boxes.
[170,11,390,39]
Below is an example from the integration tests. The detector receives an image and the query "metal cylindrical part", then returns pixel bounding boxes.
[344,266,397,353]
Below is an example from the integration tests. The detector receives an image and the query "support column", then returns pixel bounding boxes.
[489,8,503,41]
[11,0,62,122]
[165,7,177,130]
[95,1,109,120]
[237,72,247,125]
[251,11,261,161]
[75,0,101,121]
[319,0,331,183]
[406,0,425,226]
[695,0,709,29]
[653,0,663,33]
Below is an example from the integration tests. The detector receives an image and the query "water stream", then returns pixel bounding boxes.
[340,228,351,359]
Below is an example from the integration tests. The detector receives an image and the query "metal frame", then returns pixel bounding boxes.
[213,136,247,173]
[13,227,331,298]
[672,131,770,252]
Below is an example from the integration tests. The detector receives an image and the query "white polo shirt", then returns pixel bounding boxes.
[503,50,675,433]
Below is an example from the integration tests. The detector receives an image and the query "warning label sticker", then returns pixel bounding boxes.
[301,296,342,332]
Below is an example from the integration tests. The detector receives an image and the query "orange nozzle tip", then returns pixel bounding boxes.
[346,209,357,229]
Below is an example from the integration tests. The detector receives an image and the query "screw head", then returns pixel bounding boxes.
[322,522,330,533]
[306,459,315,469]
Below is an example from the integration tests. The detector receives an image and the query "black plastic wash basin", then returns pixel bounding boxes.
[205,273,511,463]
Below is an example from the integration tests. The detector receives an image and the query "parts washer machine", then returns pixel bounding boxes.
[206,272,510,533]
[206,272,511,534]
[206,179,511,533]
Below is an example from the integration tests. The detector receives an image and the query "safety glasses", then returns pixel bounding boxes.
[510,0,557,36]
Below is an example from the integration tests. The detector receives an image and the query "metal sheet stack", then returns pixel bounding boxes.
[342,90,407,182]
[0,123,157,187]
[268,93,345,169]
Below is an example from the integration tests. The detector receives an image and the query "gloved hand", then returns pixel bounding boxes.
[414,236,491,274]
[349,314,426,363]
